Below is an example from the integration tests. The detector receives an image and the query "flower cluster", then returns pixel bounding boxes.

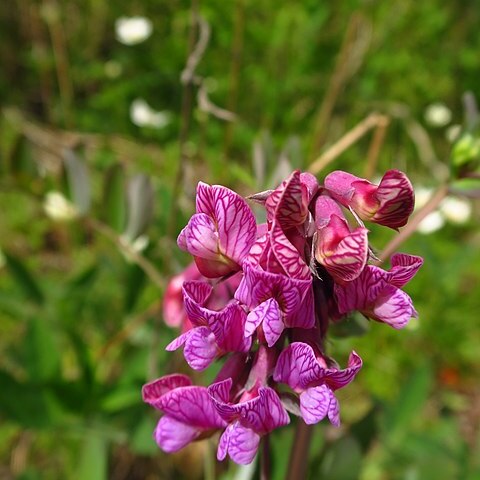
[143,169,423,465]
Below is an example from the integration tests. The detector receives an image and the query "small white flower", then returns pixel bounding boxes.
[119,234,149,263]
[417,211,445,235]
[440,196,472,224]
[414,186,435,210]
[445,124,462,143]
[115,16,152,46]
[130,98,171,129]
[424,102,452,128]
[43,191,79,222]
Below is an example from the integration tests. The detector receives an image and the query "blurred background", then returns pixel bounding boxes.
[1,1,480,479]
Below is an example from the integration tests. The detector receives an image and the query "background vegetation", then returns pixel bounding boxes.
[1,1,479,479]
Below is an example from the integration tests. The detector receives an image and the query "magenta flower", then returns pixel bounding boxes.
[208,378,290,464]
[166,281,251,370]
[142,374,227,453]
[236,263,314,346]
[335,253,424,329]
[314,194,369,283]
[324,169,414,229]
[274,342,362,425]
[177,182,257,278]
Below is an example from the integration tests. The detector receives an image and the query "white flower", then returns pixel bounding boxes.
[115,16,152,46]
[43,191,79,222]
[424,102,452,127]
[417,211,445,235]
[440,196,472,224]
[414,186,435,210]
[130,99,171,129]
[445,124,462,143]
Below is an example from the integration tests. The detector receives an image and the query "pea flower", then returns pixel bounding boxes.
[324,169,414,229]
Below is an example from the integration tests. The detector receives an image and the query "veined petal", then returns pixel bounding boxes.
[142,374,192,407]
[184,213,219,260]
[285,288,315,329]
[157,385,226,429]
[300,385,339,426]
[245,299,276,338]
[184,326,218,370]
[388,253,424,288]
[322,351,363,390]
[273,342,319,391]
[261,299,285,347]
[154,415,200,452]
[373,170,414,229]
[196,183,256,264]
[317,226,369,283]
[371,284,417,329]
[324,171,359,203]
[183,281,213,326]
[165,330,191,352]
[266,170,309,228]
[219,422,260,465]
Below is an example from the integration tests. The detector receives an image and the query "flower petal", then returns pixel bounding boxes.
[184,213,219,260]
[157,385,226,429]
[261,299,285,347]
[372,284,417,329]
[142,374,192,407]
[154,415,200,452]
[273,342,319,391]
[184,326,218,370]
[222,422,260,465]
[388,253,423,288]
[323,351,363,390]
[300,385,339,426]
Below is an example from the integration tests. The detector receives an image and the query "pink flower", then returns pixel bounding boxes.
[178,183,257,278]
[166,281,251,370]
[208,378,290,464]
[335,253,423,329]
[163,263,241,332]
[324,170,414,229]
[274,342,362,425]
[314,194,369,283]
[142,374,227,453]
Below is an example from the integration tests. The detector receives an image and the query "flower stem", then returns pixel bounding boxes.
[260,434,271,480]
[286,421,313,480]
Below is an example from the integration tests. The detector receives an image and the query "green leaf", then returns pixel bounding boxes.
[101,386,140,413]
[78,430,108,480]
[318,435,362,480]
[103,163,127,232]
[123,174,154,241]
[24,317,60,383]
[63,149,91,214]
[4,252,44,305]
[382,362,433,444]
[124,263,146,312]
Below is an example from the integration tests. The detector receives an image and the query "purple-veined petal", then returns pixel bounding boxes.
[371,284,417,329]
[177,227,188,251]
[154,415,200,453]
[223,422,261,465]
[300,172,319,202]
[273,342,319,391]
[324,171,358,203]
[245,302,268,337]
[270,221,310,279]
[373,170,414,229]
[183,326,218,370]
[235,264,311,318]
[208,302,252,353]
[323,351,363,390]
[388,253,424,288]
[184,213,219,260]
[182,281,213,326]
[285,288,315,329]
[217,424,231,461]
[317,224,369,283]
[327,393,340,427]
[142,374,192,407]
[157,385,226,429]
[262,299,285,347]
[314,194,345,229]
[196,183,256,265]
[165,330,191,352]
[299,385,339,425]
[266,170,309,228]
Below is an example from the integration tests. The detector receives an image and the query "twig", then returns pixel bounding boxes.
[96,299,162,359]
[88,218,165,291]
[260,434,271,480]
[363,115,390,178]
[286,421,313,480]
[308,112,387,175]
[309,13,371,156]
[376,184,449,263]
